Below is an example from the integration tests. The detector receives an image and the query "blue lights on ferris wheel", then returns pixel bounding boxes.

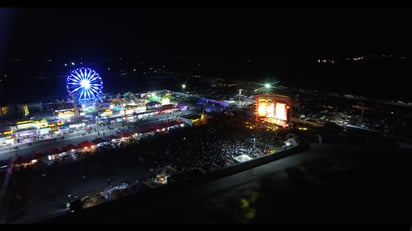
[66,67,103,101]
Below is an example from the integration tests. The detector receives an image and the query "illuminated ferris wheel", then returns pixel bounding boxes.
[66,67,103,101]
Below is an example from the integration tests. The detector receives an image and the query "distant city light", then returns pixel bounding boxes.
[182,84,186,89]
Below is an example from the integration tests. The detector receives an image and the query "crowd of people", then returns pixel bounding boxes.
[1,111,293,220]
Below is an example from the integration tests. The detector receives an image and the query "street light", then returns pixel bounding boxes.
[253,81,278,94]
[264,83,272,94]
[181,84,186,90]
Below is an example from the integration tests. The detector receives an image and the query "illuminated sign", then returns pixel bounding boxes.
[33,119,49,129]
[16,120,34,130]
[56,109,75,119]
[17,120,33,125]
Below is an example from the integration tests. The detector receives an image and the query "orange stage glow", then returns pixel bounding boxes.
[254,94,292,127]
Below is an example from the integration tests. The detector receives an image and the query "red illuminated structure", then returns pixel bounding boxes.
[254,94,292,127]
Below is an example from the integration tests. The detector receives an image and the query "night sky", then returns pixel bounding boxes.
[1,7,412,103]
[2,7,412,58]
